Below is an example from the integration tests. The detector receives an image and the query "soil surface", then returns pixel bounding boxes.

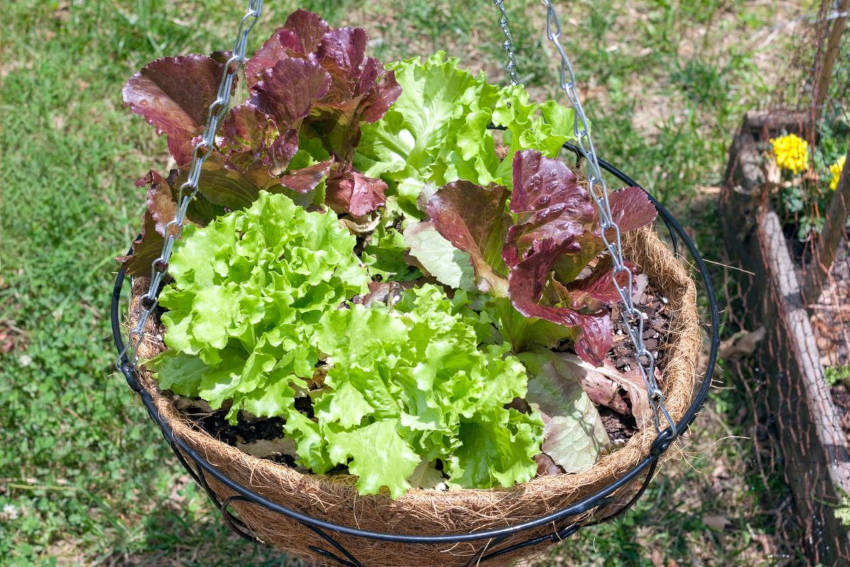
[169,280,673,475]
[790,229,850,440]
[601,282,673,442]
[811,236,850,440]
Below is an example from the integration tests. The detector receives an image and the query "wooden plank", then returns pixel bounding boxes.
[721,113,850,566]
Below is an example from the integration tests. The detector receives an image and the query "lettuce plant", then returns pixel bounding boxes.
[153,191,542,497]
[411,150,657,365]
[355,52,575,215]
[121,9,401,275]
[125,9,660,498]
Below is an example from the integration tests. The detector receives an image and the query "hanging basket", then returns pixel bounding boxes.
[111,3,718,564]
[112,151,715,566]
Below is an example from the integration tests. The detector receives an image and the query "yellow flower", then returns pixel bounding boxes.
[830,155,846,191]
[770,134,809,175]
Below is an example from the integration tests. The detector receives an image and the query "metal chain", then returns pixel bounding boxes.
[493,0,520,85]
[122,0,263,367]
[535,0,675,437]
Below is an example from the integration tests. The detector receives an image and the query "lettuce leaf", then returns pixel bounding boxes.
[424,150,657,365]
[122,8,400,263]
[150,191,543,498]
[123,54,232,167]
[519,350,610,474]
[355,52,575,215]
[152,191,369,418]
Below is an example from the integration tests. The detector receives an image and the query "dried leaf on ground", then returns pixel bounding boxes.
[718,327,765,360]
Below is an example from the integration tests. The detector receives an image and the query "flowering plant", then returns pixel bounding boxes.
[829,155,846,191]
[770,133,809,175]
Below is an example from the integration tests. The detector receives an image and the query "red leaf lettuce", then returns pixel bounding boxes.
[424,150,657,365]
[121,9,400,274]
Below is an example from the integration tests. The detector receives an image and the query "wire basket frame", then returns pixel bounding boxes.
[111,143,719,566]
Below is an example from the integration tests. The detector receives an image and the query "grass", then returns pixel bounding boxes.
[0,0,823,565]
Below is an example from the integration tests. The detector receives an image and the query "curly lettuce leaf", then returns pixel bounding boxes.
[327,420,421,499]
[361,222,421,282]
[355,53,576,217]
[491,89,575,182]
[355,52,497,195]
[313,285,543,495]
[150,192,543,497]
[446,410,542,488]
[152,191,368,419]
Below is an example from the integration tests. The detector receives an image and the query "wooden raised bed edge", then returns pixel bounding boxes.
[721,110,850,566]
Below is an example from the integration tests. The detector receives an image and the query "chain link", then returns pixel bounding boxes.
[122,0,263,367]
[535,0,675,436]
[493,0,520,85]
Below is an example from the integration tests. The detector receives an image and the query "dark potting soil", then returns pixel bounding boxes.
[604,281,673,443]
[173,281,673,473]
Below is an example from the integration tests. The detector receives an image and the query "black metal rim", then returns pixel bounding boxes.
[110,147,719,561]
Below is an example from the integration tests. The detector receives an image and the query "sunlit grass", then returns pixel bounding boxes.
[0,1,811,565]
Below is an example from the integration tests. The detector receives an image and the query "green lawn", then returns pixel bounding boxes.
[0,1,822,565]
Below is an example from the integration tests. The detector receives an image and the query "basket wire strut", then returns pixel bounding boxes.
[113,1,719,565]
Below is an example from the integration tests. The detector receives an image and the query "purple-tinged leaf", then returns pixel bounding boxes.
[426,180,510,295]
[534,453,563,476]
[506,245,613,365]
[352,281,406,307]
[284,8,330,54]
[360,70,402,124]
[317,27,368,100]
[220,103,298,178]
[503,151,618,364]
[505,150,596,262]
[221,103,277,156]
[118,208,164,277]
[510,149,590,215]
[607,186,657,234]
[123,55,228,167]
[562,257,628,314]
[572,314,613,367]
[557,352,653,430]
[307,69,400,160]
[279,160,332,193]
[326,167,386,217]
[135,168,221,231]
[172,154,265,211]
[244,28,303,89]
[580,367,630,415]
[250,58,331,129]
[267,129,302,177]
[138,170,177,237]
[521,351,609,473]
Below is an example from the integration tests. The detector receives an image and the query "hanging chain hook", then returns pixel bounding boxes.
[119,0,263,368]
[537,0,676,438]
